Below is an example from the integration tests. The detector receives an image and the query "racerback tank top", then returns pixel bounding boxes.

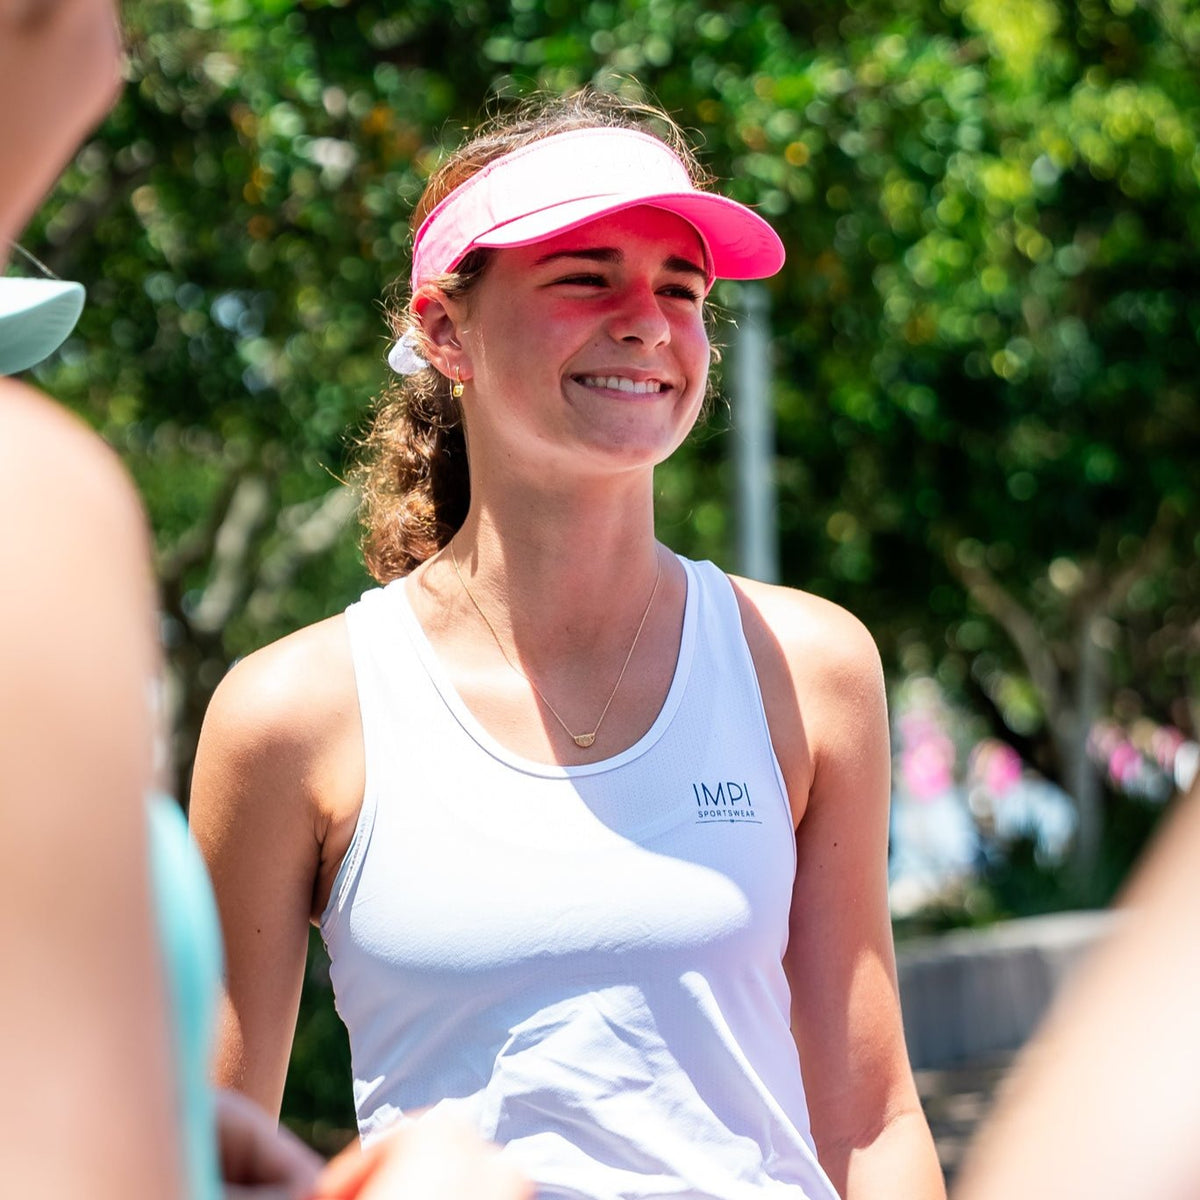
[320,554,839,1200]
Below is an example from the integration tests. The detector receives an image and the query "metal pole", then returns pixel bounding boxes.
[732,284,779,583]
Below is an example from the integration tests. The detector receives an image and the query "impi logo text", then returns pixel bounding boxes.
[692,780,760,824]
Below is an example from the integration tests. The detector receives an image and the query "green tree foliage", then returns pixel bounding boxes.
[19,0,1199,1134]
[29,0,1200,826]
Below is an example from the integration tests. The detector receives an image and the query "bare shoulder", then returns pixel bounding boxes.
[0,381,157,749]
[725,575,885,822]
[0,379,149,565]
[190,613,364,913]
[729,573,884,698]
[1,378,134,478]
[196,614,359,778]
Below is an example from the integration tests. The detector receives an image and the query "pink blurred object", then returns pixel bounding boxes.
[1107,741,1141,785]
[968,739,1023,796]
[901,733,956,800]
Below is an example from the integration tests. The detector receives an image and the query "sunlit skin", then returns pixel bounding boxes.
[421,207,713,494]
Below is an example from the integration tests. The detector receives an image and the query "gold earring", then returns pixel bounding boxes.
[451,367,464,400]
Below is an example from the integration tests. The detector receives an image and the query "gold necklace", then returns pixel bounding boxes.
[448,540,662,749]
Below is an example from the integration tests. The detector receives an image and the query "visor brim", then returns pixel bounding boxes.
[0,278,86,375]
[473,191,785,284]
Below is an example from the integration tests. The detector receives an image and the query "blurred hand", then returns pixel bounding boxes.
[216,1088,323,1200]
[308,1111,532,1200]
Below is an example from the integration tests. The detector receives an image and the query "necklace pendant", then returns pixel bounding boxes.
[573,732,597,748]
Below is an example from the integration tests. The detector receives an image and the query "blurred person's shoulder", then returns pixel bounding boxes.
[0,378,159,765]
[0,377,149,550]
[0,377,153,598]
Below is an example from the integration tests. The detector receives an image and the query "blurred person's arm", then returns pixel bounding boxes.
[310,1111,531,1200]
[955,777,1200,1199]
[217,1087,322,1197]
[0,383,184,1197]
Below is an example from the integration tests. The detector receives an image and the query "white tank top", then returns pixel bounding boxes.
[321,554,839,1200]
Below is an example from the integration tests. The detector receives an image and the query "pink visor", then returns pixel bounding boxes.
[410,126,786,293]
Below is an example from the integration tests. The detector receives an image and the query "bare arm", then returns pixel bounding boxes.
[189,615,360,1117]
[954,777,1200,1200]
[0,385,183,1197]
[739,580,944,1200]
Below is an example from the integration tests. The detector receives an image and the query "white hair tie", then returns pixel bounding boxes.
[387,327,429,375]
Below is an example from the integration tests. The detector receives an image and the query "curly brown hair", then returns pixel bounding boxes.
[353,89,714,583]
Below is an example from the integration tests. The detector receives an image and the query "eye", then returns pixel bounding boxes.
[554,272,608,287]
[660,283,703,303]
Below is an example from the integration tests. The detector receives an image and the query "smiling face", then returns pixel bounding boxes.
[430,206,713,489]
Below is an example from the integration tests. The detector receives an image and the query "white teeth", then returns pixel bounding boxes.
[577,375,666,394]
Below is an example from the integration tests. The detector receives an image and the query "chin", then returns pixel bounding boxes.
[579,402,700,461]
[578,427,694,474]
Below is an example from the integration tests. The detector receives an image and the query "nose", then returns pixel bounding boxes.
[606,282,671,348]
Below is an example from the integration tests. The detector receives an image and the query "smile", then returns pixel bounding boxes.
[574,375,669,395]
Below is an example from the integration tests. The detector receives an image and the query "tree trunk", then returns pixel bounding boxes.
[1065,610,1107,893]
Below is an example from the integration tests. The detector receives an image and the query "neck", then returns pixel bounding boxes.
[406,463,684,760]
[451,474,661,628]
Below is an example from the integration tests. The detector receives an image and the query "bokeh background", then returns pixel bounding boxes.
[18,0,1199,1164]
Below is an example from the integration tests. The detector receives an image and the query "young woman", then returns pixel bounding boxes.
[191,91,945,1200]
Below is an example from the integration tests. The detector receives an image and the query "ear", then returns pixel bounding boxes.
[412,286,472,383]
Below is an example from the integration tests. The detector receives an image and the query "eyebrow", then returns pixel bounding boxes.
[532,246,708,280]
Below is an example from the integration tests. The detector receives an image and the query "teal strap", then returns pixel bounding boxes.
[148,795,223,1200]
